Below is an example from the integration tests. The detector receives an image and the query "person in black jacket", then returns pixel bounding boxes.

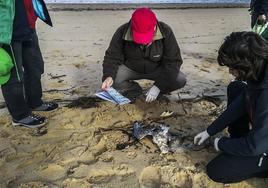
[194,32,268,183]
[102,8,186,102]
[250,0,268,28]
[0,0,58,129]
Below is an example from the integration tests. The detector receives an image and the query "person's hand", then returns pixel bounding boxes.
[194,130,210,145]
[145,85,160,102]
[214,137,221,152]
[258,14,267,25]
[102,77,113,90]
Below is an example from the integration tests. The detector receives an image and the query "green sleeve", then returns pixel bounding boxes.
[0,0,15,44]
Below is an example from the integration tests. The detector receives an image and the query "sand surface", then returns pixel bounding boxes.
[1,8,268,187]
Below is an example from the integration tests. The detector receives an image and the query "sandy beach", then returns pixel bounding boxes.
[1,7,267,188]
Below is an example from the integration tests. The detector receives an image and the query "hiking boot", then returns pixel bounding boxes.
[32,102,58,112]
[12,114,46,128]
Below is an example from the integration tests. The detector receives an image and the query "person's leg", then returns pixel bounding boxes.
[206,153,268,183]
[251,12,268,28]
[113,65,143,92]
[146,69,186,94]
[164,71,187,93]
[1,43,46,128]
[1,43,31,120]
[22,30,58,112]
[251,12,258,28]
[226,81,250,138]
[22,30,44,109]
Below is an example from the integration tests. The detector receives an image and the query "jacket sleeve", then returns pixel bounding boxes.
[207,93,247,136]
[102,26,125,81]
[218,90,268,156]
[253,0,268,15]
[154,25,183,92]
[0,0,15,44]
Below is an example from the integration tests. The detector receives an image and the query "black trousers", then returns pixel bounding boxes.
[251,12,258,28]
[1,31,44,120]
[206,81,268,183]
[251,12,268,28]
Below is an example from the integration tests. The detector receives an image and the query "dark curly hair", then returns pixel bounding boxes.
[218,32,268,82]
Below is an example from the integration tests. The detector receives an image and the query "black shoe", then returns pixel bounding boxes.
[12,114,46,128]
[32,102,59,112]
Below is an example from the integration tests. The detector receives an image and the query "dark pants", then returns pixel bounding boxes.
[252,12,259,28]
[206,81,268,183]
[251,12,268,28]
[113,65,186,93]
[1,31,44,120]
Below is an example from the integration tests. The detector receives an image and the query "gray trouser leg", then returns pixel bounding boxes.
[113,65,186,93]
[113,65,143,92]
[163,71,186,93]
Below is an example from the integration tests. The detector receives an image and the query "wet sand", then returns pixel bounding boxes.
[1,8,268,188]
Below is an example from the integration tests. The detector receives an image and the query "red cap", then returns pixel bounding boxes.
[131,8,157,45]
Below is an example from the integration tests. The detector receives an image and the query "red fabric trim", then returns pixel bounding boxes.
[24,0,37,29]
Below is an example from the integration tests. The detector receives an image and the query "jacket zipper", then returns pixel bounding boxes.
[139,45,146,73]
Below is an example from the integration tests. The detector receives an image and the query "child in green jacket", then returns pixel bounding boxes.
[0,0,58,128]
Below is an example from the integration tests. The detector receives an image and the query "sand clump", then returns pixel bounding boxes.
[39,164,67,181]
[139,166,161,188]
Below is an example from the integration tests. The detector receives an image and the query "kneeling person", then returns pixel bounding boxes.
[102,8,186,102]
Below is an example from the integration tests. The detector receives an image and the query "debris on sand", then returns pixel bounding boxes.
[133,122,200,154]
[29,127,48,137]
[160,110,174,117]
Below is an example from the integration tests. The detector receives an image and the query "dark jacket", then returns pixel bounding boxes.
[12,0,52,42]
[207,65,268,156]
[251,0,268,15]
[102,21,183,92]
[12,0,32,41]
